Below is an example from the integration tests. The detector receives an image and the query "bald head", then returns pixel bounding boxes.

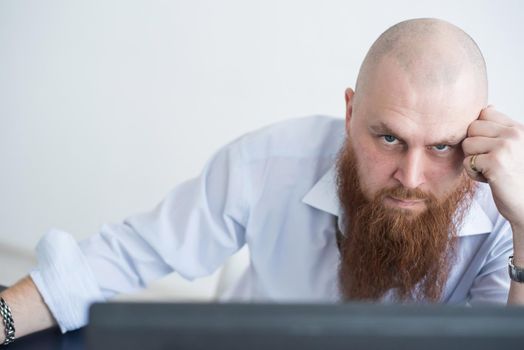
[354,18,488,106]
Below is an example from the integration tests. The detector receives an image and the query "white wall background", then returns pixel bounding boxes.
[1,0,523,294]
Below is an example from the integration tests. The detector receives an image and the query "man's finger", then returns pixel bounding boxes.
[479,107,515,126]
[462,136,500,157]
[463,154,488,183]
[467,119,505,138]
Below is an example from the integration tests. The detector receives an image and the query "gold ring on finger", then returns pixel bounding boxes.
[470,154,480,173]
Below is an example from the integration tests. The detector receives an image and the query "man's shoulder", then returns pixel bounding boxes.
[233,115,345,161]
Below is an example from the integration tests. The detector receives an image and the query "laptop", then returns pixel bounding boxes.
[88,302,524,350]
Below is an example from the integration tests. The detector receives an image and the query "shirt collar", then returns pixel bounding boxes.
[301,165,494,237]
[302,165,340,217]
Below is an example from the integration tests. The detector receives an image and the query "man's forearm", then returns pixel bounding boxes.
[507,225,524,304]
[0,276,56,343]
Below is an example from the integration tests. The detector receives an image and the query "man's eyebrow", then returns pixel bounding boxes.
[368,122,405,142]
[368,122,466,145]
[369,122,398,136]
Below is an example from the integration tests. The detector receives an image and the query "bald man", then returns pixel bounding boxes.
[2,18,524,344]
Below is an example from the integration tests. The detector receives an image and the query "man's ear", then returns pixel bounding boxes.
[345,88,355,134]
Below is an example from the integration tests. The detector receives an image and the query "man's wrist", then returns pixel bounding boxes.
[513,255,524,268]
[511,223,524,266]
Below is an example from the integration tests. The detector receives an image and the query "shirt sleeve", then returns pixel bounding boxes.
[30,141,250,332]
[468,217,513,305]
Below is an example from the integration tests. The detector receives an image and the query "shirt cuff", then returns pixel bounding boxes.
[30,229,105,333]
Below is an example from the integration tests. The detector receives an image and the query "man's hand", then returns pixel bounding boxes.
[462,106,524,232]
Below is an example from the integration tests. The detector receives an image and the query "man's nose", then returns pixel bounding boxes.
[393,149,426,189]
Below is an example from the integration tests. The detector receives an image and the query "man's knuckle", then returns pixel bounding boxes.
[504,127,520,140]
[499,138,510,149]
[489,153,503,168]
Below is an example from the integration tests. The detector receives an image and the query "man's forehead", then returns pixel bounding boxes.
[356,53,485,126]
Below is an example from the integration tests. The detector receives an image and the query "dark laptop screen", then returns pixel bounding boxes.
[88,302,524,350]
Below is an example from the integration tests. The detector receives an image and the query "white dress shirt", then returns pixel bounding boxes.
[29,116,513,333]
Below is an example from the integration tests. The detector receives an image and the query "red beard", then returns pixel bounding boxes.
[336,140,475,302]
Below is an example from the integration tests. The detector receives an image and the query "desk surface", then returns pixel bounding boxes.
[0,285,86,350]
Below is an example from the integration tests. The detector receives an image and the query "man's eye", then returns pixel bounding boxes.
[432,144,451,152]
[382,135,398,144]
